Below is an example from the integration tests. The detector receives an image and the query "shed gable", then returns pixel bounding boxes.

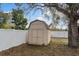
[29,20,49,30]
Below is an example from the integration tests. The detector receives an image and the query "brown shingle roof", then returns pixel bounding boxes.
[28,20,49,29]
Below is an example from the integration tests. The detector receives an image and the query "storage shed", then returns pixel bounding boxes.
[27,20,51,45]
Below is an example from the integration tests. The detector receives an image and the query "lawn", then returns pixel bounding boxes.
[0,38,79,56]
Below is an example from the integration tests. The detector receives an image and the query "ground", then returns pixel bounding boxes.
[0,38,79,56]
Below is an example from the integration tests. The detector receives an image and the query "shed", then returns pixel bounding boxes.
[27,20,51,45]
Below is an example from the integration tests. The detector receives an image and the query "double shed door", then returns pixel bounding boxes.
[32,29,44,45]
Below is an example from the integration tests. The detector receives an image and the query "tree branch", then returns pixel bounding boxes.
[44,3,70,18]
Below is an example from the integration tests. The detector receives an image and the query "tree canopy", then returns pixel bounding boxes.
[12,8,28,30]
[25,3,79,47]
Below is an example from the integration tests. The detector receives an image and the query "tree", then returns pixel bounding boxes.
[0,4,10,29]
[25,3,79,48]
[12,9,28,30]
[12,3,28,30]
[45,3,79,48]
[0,12,10,29]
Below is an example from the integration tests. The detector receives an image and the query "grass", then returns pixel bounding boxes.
[0,38,79,56]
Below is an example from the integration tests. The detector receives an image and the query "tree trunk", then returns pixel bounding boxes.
[68,19,78,48]
[68,20,72,47]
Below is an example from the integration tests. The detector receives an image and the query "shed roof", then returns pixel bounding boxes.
[28,20,49,29]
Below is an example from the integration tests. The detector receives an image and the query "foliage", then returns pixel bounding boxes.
[24,3,69,30]
[12,9,28,30]
[0,12,10,29]
[0,23,12,29]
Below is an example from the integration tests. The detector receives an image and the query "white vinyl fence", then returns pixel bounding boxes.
[51,31,68,38]
[0,29,28,51]
[0,29,68,51]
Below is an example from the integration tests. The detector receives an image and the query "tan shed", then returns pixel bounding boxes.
[28,20,51,45]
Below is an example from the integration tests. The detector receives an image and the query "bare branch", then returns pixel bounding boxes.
[44,3,70,17]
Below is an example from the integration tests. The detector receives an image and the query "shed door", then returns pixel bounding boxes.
[32,30,37,44]
[32,29,44,45]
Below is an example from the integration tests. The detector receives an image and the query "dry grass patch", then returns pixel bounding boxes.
[0,38,79,56]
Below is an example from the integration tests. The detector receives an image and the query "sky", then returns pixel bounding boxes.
[1,4,15,12]
[1,3,51,24]
[0,3,67,29]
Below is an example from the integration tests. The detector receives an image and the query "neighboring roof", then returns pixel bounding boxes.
[28,20,49,29]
